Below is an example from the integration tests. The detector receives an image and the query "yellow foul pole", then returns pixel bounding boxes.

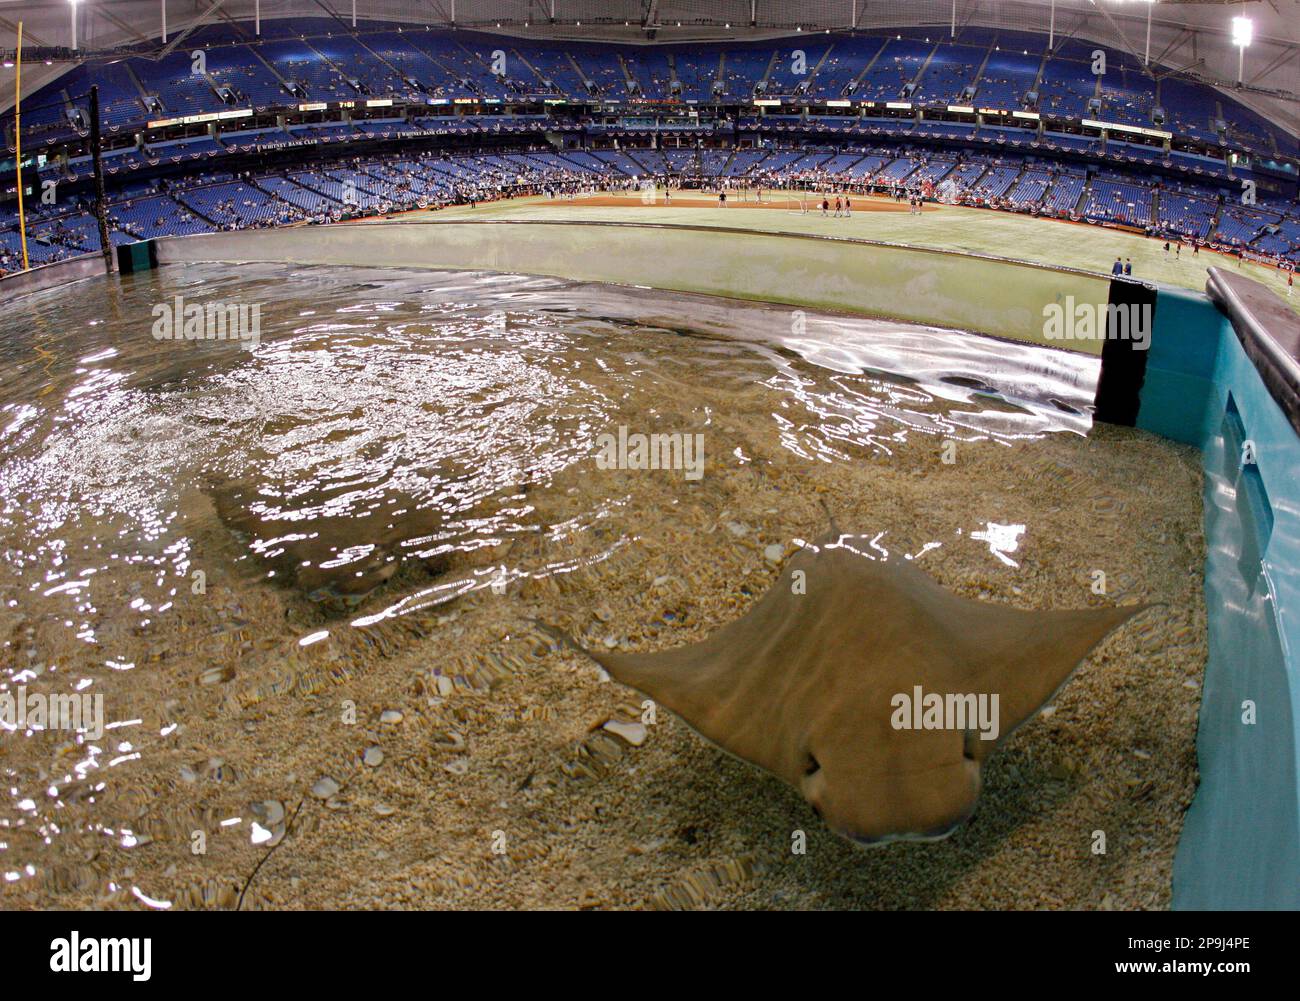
[15,21,29,271]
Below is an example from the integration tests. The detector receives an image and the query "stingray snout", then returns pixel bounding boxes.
[799,742,981,847]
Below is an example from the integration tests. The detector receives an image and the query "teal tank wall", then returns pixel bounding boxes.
[1141,289,1300,909]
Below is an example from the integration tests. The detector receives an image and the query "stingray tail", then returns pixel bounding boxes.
[818,497,841,537]
[530,618,591,659]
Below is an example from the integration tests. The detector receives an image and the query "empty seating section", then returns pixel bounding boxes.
[1085,177,1153,227]
[911,159,956,185]
[976,49,1041,109]
[1160,79,1218,144]
[111,192,215,237]
[1042,173,1085,213]
[255,176,338,215]
[1215,206,1277,246]
[66,63,146,131]
[765,44,832,97]
[176,179,286,227]
[569,45,627,98]
[1100,67,1157,128]
[862,38,932,101]
[1008,170,1051,206]
[724,149,768,176]
[671,50,720,101]
[945,162,989,191]
[256,39,353,101]
[623,50,673,99]
[1036,56,1096,120]
[205,46,291,109]
[308,35,413,98]
[817,153,866,175]
[913,44,982,105]
[699,149,731,175]
[1158,192,1218,239]
[876,156,919,182]
[136,51,218,115]
[970,165,1019,199]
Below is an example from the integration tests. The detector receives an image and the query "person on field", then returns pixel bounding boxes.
[1125,258,1133,276]
[1112,257,1124,275]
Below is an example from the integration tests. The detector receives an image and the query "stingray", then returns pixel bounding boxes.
[542,530,1149,846]
[207,476,451,610]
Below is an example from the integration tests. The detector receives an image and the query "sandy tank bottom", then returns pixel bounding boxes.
[0,266,1206,911]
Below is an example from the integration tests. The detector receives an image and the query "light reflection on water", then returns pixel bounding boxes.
[0,262,1098,887]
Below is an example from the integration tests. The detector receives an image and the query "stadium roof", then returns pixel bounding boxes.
[0,0,1295,135]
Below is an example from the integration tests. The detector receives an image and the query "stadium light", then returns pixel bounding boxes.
[1232,16,1253,48]
[1233,16,1253,84]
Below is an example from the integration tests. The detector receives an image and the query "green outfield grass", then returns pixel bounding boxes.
[426,192,1299,313]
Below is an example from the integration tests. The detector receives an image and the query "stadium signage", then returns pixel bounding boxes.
[1082,118,1172,140]
[1013,111,1040,120]
[754,99,781,106]
[886,102,912,110]
[825,100,852,107]
[947,105,974,113]
[979,107,1006,115]
[297,102,328,112]
[146,108,251,128]
[367,99,394,107]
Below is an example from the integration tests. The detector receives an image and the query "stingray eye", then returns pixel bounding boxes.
[804,753,821,777]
